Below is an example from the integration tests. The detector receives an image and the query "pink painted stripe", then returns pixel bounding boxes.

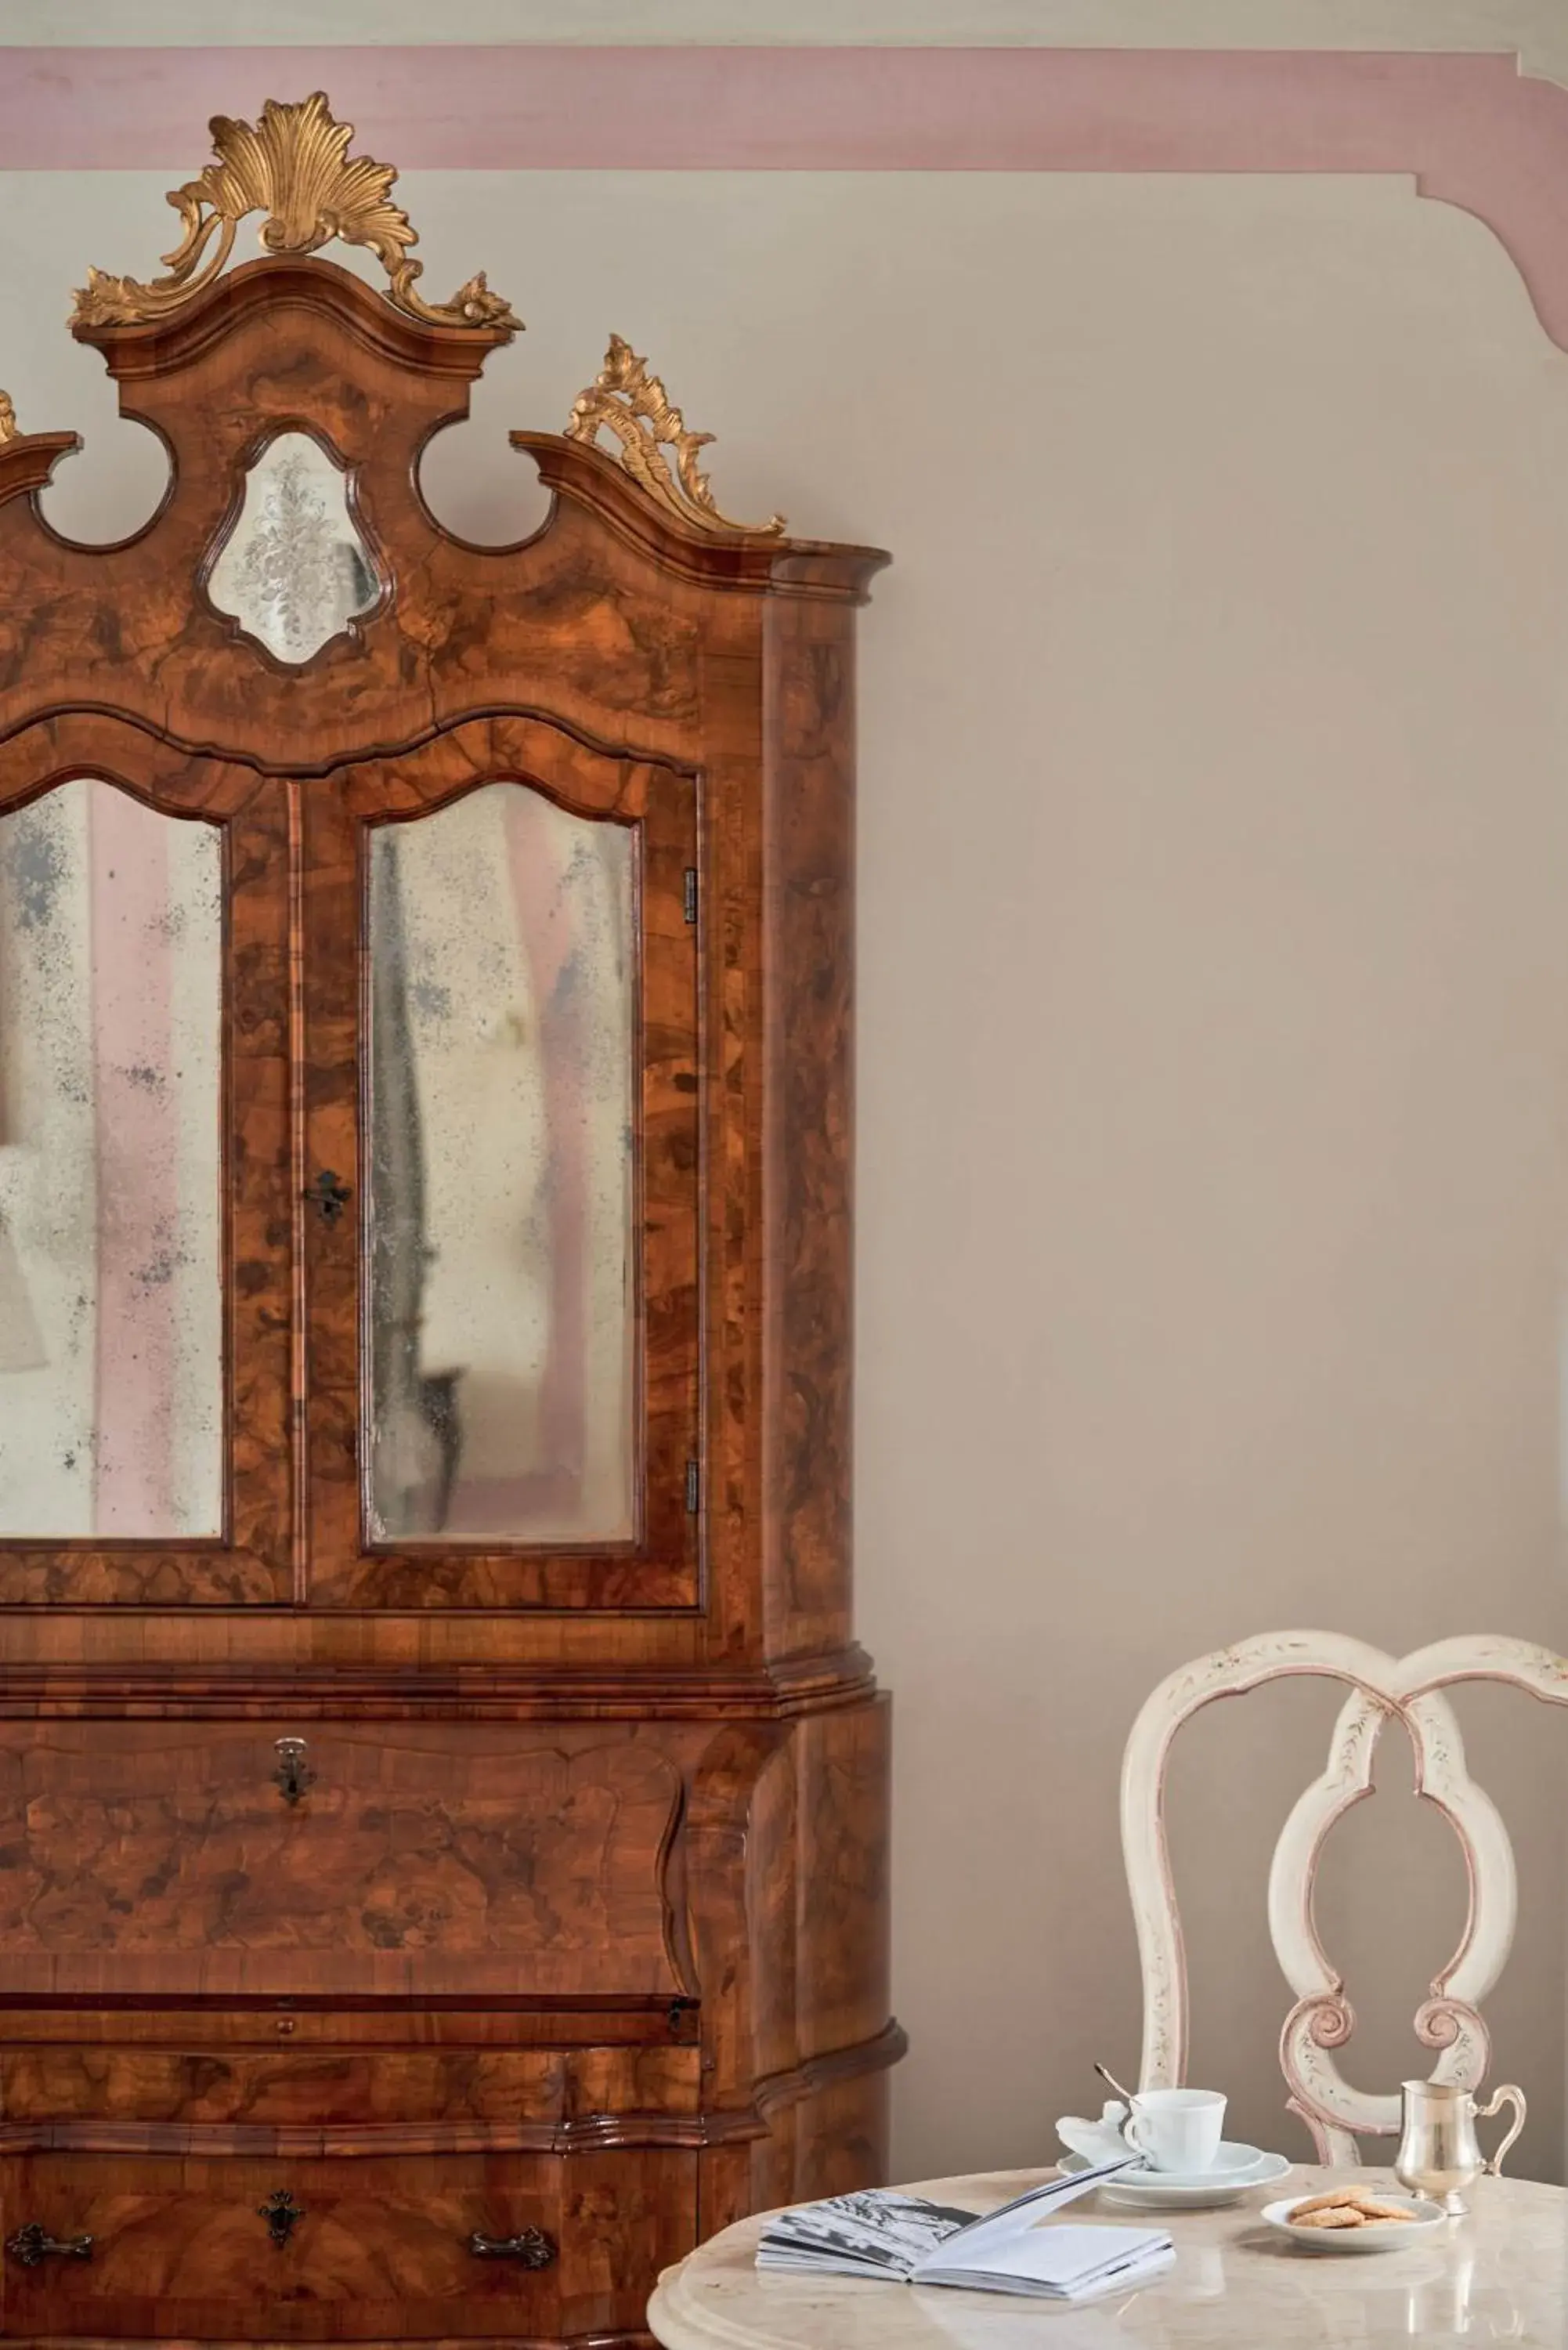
[88,783,177,1536]
[0,45,1532,171]
[3,48,1568,348]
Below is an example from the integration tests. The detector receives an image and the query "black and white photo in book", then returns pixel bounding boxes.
[758,2192,983,2277]
[756,2158,1176,2302]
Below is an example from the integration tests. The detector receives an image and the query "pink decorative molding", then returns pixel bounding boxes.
[4,49,1568,350]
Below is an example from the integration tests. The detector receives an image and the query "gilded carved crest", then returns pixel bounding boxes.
[72,92,520,335]
[0,392,18,444]
[566,335,784,539]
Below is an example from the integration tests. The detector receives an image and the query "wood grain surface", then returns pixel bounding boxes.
[0,2147,694,2341]
[0,242,898,2341]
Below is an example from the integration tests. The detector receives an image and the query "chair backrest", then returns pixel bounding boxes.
[1119,1631,1568,2162]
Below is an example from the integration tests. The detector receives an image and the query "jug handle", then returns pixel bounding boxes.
[1477,2084,1526,2176]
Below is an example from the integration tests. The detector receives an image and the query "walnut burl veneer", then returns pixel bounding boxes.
[0,160,895,2350]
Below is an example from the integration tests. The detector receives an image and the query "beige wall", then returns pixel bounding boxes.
[9,0,1568,73]
[3,151,1566,2180]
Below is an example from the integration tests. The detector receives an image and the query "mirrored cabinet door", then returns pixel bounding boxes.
[365,783,638,1550]
[304,723,701,1611]
[0,756,293,1603]
[0,779,222,1538]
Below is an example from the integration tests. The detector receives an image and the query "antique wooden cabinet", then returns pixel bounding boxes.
[0,96,896,2348]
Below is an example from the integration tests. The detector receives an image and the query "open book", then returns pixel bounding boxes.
[756,2158,1174,2301]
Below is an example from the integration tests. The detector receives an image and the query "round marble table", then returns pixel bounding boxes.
[648,2166,1566,2348]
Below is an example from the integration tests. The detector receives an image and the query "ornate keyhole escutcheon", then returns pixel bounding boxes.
[306,1170,351,1224]
[258,2192,305,2251]
[273,1737,316,1806]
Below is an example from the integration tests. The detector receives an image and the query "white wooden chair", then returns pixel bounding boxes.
[1119,1632,1568,2162]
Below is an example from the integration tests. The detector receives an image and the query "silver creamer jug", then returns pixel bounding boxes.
[1394,2077,1526,2214]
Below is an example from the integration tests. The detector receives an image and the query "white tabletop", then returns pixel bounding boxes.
[648,2166,1567,2348]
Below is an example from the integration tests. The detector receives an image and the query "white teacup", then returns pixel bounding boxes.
[1122,2088,1227,2174]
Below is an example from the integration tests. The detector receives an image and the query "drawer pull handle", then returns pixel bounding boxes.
[5,2224,93,2269]
[468,2229,557,2269]
[258,2191,305,2249]
[273,1737,315,1806]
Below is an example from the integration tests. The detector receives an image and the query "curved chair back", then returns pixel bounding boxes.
[1119,1632,1568,2161]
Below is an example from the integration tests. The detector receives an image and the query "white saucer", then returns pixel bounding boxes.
[1060,2147,1292,2210]
[1262,2191,1447,2252]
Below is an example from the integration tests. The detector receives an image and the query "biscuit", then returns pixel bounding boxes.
[1287,2188,1419,2230]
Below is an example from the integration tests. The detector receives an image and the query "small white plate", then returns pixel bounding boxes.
[1261,2193,1447,2252]
[1060,2149,1292,2209]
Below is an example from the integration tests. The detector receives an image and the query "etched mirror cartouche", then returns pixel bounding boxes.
[207,432,380,665]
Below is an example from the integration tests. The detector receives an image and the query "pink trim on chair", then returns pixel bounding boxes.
[1120,1632,1568,2161]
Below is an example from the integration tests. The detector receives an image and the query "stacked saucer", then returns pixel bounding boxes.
[1055,2106,1290,2211]
[1058,2142,1291,2209]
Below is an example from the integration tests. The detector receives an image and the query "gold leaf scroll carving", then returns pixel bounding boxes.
[73,91,520,335]
[565,334,784,538]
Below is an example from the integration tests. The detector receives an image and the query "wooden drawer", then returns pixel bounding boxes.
[0,2149,695,2340]
[0,1724,686,2000]
[0,2041,700,2137]
[0,2003,697,2052]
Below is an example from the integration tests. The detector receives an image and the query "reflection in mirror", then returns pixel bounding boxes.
[367,783,637,1546]
[207,431,379,664]
[0,778,223,1538]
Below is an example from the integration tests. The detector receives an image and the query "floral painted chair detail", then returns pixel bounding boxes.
[1120,1631,1568,2163]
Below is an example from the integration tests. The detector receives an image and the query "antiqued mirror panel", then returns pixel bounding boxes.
[207,431,380,665]
[367,783,638,1546]
[0,779,223,1538]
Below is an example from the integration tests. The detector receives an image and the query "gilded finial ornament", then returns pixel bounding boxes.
[0,392,18,444]
[565,335,784,538]
[71,92,520,335]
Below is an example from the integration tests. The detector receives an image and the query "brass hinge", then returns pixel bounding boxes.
[683,868,698,924]
[685,1459,700,1515]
